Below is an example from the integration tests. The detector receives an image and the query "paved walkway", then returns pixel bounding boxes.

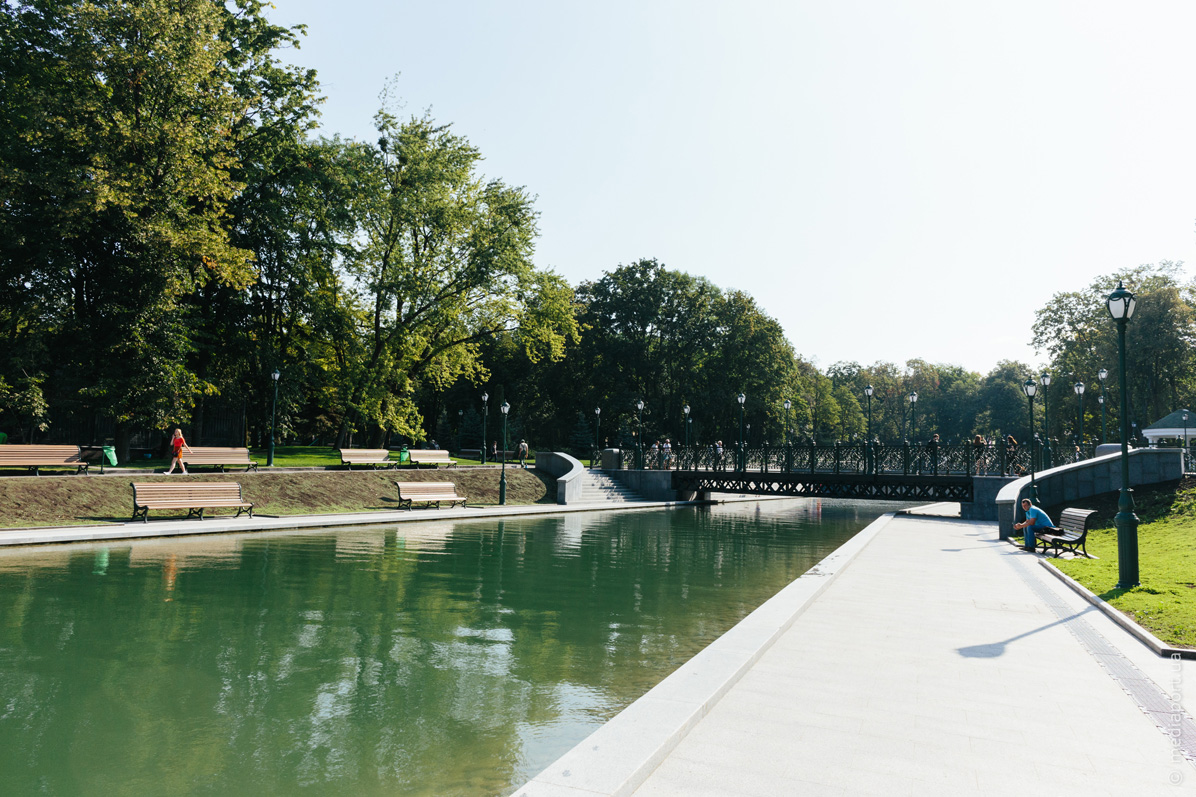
[518,514,1196,796]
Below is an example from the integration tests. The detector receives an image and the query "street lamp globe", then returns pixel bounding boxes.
[864,385,874,398]
[683,404,690,416]
[1106,280,1137,320]
[1023,379,1037,398]
[783,399,791,411]
[636,399,644,412]
[737,393,746,405]
[1098,368,1108,384]
[500,401,510,416]
[908,391,917,405]
[1098,394,1105,405]
[1040,372,1051,388]
[1074,382,1085,396]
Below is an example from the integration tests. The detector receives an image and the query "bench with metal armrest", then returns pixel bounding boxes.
[1035,507,1097,558]
[180,447,258,472]
[0,444,89,476]
[394,481,467,509]
[339,449,396,469]
[406,449,457,467]
[130,481,254,522]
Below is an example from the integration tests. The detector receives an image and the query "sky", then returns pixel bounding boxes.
[267,0,1196,376]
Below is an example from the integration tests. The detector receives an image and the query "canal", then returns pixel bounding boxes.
[0,499,906,796]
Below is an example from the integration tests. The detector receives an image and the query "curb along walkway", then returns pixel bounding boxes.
[517,515,1196,796]
[0,499,699,548]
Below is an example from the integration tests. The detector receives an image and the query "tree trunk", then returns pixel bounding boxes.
[114,423,131,464]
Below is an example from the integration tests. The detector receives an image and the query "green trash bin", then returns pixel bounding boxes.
[102,445,117,466]
[399,447,410,464]
[0,432,7,444]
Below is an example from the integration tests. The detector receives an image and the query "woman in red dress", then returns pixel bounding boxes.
[165,428,192,474]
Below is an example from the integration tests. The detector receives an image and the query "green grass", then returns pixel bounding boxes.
[1054,477,1196,648]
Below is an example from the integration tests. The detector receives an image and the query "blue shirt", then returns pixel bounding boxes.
[1023,506,1054,529]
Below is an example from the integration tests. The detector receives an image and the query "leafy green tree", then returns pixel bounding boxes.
[0,0,317,457]
[335,105,579,447]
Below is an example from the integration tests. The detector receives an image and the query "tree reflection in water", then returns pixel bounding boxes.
[0,500,900,796]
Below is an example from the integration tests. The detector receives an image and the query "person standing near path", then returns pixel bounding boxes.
[517,439,529,468]
[1013,497,1058,552]
[164,428,192,474]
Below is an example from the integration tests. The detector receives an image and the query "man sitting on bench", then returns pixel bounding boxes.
[1013,498,1059,552]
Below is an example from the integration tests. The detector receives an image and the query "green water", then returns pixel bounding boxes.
[0,499,900,796]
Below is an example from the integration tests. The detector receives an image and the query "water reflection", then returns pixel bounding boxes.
[0,500,901,796]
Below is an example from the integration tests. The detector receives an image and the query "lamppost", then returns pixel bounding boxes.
[864,386,874,474]
[1184,411,1190,474]
[737,392,746,471]
[594,406,601,463]
[782,399,791,472]
[457,408,463,453]
[864,385,874,440]
[1040,371,1052,468]
[481,392,489,464]
[1023,378,1040,506]
[499,401,510,505]
[1098,368,1108,444]
[908,391,918,441]
[268,369,280,467]
[635,399,645,469]
[1107,280,1138,589]
[1074,381,1085,455]
[683,404,691,451]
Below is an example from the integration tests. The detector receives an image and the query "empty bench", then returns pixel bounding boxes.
[406,449,457,467]
[181,447,258,472]
[130,482,254,522]
[339,448,396,469]
[395,481,467,510]
[1036,507,1097,558]
[0,444,89,476]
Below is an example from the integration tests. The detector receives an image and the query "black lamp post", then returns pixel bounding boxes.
[683,404,690,454]
[635,399,645,469]
[1098,368,1108,444]
[481,392,489,464]
[1023,378,1039,505]
[594,406,601,464]
[1040,371,1052,468]
[864,385,874,474]
[783,399,791,447]
[737,392,746,471]
[1074,381,1085,454]
[908,391,918,441]
[1184,411,1190,473]
[1107,280,1139,589]
[499,400,510,505]
[268,369,280,467]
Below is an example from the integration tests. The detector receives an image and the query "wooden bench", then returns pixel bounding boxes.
[339,448,396,469]
[180,447,258,472]
[1036,507,1097,558]
[130,482,254,522]
[394,481,467,510]
[406,449,457,467]
[0,444,89,475]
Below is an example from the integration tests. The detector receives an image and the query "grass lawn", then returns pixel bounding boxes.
[1053,477,1196,648]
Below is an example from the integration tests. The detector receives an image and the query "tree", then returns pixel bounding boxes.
[0,0,319,458]
[333,104,579,447]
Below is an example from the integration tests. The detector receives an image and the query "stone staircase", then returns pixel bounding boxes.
[577,469,642,503]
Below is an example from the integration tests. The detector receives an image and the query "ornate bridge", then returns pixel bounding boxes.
[603,441,1049,503]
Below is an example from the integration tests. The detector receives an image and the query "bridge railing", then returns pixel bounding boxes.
[602,440,1099,477]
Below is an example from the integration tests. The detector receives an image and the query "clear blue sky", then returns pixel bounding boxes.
[269,0,1196,376]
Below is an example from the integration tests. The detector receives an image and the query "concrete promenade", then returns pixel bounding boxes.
[518,513,1196,796]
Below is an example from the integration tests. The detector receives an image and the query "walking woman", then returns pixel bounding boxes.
[165,428,192,474]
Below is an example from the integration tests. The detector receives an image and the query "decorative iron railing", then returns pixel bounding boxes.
[600,440,1100,477]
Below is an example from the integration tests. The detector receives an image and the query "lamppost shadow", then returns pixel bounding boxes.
[956,605,1097,658]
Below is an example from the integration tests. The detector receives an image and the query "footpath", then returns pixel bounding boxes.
[516,513,1196,796]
